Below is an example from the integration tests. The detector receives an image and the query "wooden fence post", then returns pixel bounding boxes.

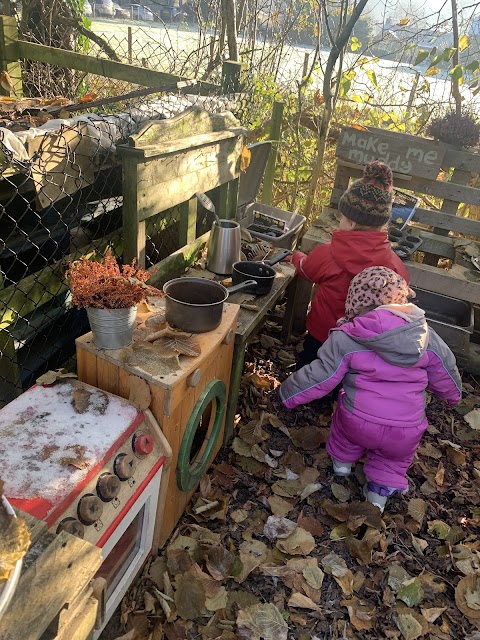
[178,198,198,246]
[0,15,23,97]
[127,27,133,64]
[221,60,243,93]
[262,100,284,206]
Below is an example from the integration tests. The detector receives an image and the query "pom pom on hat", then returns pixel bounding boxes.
[338,160,394,227]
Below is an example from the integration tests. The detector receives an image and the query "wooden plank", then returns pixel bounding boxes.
[75,344,97,388]
[413,207,480,237]
[331,162,480,207]
[0,16,22,97]
[336,126,446,179]
[15,510,47,546]
[147,233,209,288]
[178,198,197,246]
[227,177,239,220]
[0,531,102,640]
[121,154,143,266]
[443,146,480,172]
[406,262,480,304]
[17,40,217,93]
[96,358,119,395]
[133,137,243,222]
[55,595,97,640]
[441,168,472,215]
[128,110,245,147]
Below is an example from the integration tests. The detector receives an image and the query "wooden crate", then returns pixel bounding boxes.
[76,303,239,548]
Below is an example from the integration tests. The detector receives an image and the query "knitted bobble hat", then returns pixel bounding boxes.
[338,161,394,227]
[343,266,415,322]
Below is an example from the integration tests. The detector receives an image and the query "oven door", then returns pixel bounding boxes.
[93,465,163,639]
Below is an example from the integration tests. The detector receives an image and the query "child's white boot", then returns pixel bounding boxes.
[332,458,352,477]
[363,484,388,512]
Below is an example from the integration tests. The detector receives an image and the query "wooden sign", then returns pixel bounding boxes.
[336,127,446,179]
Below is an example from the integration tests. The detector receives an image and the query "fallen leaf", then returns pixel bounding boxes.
[410,534,428,556]
[235,540,268,583]
[420,606,446,623]
[277,527,315,556]
[407,498,427,525]
[330,523,350,541]
[236,603,288,640]
[268,495,294,517]
[288,592,321,611]
[418,442,443,459]
[153,332,201,357]
[297,514,324,537]
[36,368,77,385]
[300,483,322,500]
[174,574,205,619]
[465,408,480,430]
[263,516,297,541]
[427,520,451,539]
[205,586,228,611]
[397,578,424,607]
[396,612,423,640]
[435,461,445,486]
[129,375,151,409]
[231,509,249,523]
[205,545,235,581]
[455,574,480,620]
[272,479,302,498]
[331,483,351,502]
[388,564,411,593]
[290,426,328,450]
[239,419,269,445]
[302,564,324,590]
[341,597,376,631]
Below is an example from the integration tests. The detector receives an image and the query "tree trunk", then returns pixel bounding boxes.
[303,0,369,223]
[222,0,239,61]
[450,0,461,116]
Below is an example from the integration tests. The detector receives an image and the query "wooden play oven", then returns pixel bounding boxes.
[76,302,238,547]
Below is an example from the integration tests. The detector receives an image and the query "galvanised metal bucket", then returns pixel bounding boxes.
[86,307,137,349]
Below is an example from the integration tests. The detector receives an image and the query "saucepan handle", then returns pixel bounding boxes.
[227,280,258,296]
[265,249,292,266]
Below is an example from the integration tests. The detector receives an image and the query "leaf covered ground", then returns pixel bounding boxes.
[107,317,480,640]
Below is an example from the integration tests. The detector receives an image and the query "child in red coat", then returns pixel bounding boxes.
[292,161,410,369]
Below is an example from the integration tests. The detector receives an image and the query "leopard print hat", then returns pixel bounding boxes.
[342,266,415,322]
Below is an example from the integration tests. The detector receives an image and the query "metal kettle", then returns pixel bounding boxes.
[206,219,242,275]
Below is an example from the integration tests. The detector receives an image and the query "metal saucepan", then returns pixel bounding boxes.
[163,278,257,333]
[232,249,291,295]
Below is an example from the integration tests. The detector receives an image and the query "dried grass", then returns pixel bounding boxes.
[65,250,162,309]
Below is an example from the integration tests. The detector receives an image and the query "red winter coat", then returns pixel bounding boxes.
[292,230,410,342]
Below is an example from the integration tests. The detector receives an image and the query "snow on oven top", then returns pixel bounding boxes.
[0,381,140,505]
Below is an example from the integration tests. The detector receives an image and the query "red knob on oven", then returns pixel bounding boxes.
[78,494,104,525]
[133,433,154,457]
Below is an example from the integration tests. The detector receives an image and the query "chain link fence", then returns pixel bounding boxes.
[0,3,261,405]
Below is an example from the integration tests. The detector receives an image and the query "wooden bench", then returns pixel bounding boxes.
[296,126,480,371]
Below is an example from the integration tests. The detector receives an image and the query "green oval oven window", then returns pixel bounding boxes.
[177,379,226,492]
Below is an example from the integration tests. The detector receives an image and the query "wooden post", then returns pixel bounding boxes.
[178,197,197,245]
[227,176,239,219]
[211,184,229,219]
[0,15,22,97]
[262,100,284,206]
[221,60,243,93]
[127,27,133,64]
[122,155,145,267]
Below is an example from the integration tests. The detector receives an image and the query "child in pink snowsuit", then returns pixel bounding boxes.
[279,266,461,512]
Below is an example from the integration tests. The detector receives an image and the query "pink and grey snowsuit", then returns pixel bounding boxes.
[279,305,461,489]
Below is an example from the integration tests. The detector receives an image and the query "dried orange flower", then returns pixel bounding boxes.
[65,250,162,310]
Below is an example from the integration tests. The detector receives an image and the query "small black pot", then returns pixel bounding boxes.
[163,277,257,333]
[232,249,291,295]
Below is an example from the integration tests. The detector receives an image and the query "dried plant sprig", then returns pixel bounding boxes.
[427,110,480,148]
[65,250,163,310]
